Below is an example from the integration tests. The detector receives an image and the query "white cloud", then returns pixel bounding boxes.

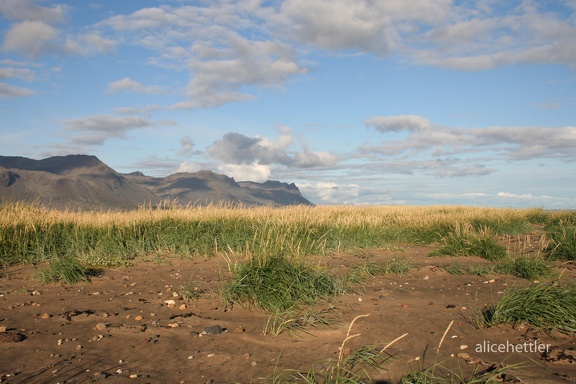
[2,21,59,58]
[365,115,432,132]
[208,130,339,169]
[217,163,271,182]
[0,82,34,98]
[107,77,167,94]
[497,191,554,200]
[0,66,34,81]
[64,33,117,55]
[364,115,576,162]
[62,114,175,146]
[175,161,202,174]
[0,0,66,23]
[294,148,339,168]
[299,182,360,204]
[178,136,200,157]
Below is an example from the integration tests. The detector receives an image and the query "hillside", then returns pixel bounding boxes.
[0,155,312,209]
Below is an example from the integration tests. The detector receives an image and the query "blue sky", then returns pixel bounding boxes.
[1,0,575,208]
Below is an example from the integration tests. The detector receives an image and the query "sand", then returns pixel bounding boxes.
[1,245,575,383]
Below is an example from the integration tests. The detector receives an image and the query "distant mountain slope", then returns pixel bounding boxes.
[0,155,313,209]
[124,170,313,207]
[0,155,159,210]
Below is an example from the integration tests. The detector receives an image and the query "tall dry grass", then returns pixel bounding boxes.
[0,202,573,267]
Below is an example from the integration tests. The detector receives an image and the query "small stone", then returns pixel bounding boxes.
[94,323,108,331]
[460,345,468,350]
[251,361,257,366]
[135,315,143,321]
[40,313,51,319]
[401,304,409,308]
[168,323,179,328]
[165,299,176,308]
[457,352,470,359]
[205,325,223,335]
[233,326,245,334]
[207,353,216,357]
[179,304,186,310]
[92,372,108,380]
[0,326,7,333]
[129,374,138,378]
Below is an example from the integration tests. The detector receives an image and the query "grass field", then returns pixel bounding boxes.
[1,202,574,268]
[1,202,576,383]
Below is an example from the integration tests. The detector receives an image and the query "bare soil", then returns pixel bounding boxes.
[1,245,575,384]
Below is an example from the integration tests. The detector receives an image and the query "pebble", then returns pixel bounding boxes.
[205,325,224,335]
[460,345,468,350]
[0,326,6,333]
[40,313,51,319]
[94,323,108,331]
[135,316,143,321]
[457,352,470,359]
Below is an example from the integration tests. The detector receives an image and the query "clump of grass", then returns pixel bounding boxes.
[494,255,553,280]
[223,255,344,313]
[282,314,406,383]
[543,220,576,261]
[444,263,494,276]
[178,280,205,301]
[480,283,576,335]
[263,307,340,337]
[36,256,91,284]
[399,361,521,384]
[430,224,506,261]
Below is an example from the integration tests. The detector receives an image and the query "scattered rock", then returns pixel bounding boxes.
[0,332,25,343]
[205,325,224,335]
[40,313,51,319]
[135,315,143,321]
[0,326,7,333]
[457,352,470,359]
[233,326,245,334]
[94,322,108,331]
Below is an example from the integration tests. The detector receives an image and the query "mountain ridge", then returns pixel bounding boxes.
[0,155,313,209]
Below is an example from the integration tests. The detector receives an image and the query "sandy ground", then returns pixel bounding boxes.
[1,245,575,384]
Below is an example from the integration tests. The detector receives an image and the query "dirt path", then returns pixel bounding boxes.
[1,247,575,383]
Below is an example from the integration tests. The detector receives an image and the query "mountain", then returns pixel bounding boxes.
[123,170,313,207]
[0,155,159,210]
[0,155,313,210]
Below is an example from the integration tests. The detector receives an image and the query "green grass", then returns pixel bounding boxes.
[480,283,576,336]
[494,255,553,280]
[36,255,92,284]
[543,219,576,261]
[444,264,494,276]
[429,224,507,261]
[398,361,522,384]
[223,255,344,313]
[274,314,402,384]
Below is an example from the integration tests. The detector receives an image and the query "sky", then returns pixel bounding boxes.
[1,0,575,208]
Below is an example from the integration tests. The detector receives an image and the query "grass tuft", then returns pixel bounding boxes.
[480,283,576,336]
[494,255,553,280]
[430,224,506,261]
[223,255,344,313]
[36,256,92,285]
